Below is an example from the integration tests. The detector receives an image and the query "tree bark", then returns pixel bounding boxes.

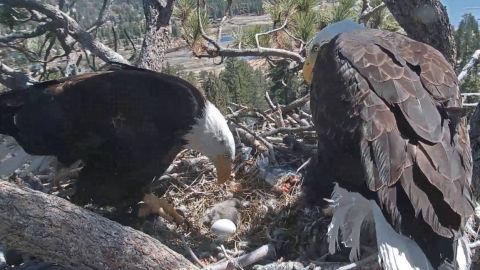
[136,0,174,72]
[0,181,197,270]
[382,0,456,66]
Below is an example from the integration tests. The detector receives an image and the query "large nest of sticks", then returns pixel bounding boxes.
[1,93,480,270]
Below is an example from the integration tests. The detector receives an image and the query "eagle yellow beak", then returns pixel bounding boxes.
[303,55,315,85]
[213,155,233,184]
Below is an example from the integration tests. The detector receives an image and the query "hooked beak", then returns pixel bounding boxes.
[302,56,314,85]
[213,155,233,184]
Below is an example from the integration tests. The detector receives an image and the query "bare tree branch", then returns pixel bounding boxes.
[359,0,386,25]
[2,0,128,64]
[200,47,304,63]
[194,0,304,64]
[202,244,276,270]
[280,94,310,114]
[111,25,118,52]
[458,49,480,85]
[0,61,36,90]
[86,0,112,32]
[0,22,50,43]
[255,17,288,49]
[229,119,276,163]
[260,125,314,137]
[123,29,138,61]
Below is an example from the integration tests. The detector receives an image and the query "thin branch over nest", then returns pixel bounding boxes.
[194,0,304,64]
[2,0,128,65]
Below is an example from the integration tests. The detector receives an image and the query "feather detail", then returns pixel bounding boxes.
[309,25,473,268]
[328,184,372,261]
[453,234,471,270]
[370,200,435,270]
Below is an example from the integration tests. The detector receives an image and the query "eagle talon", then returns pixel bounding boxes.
[138,193,186,228]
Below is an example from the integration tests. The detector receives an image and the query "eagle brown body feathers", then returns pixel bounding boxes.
[0,65,206,221]
[304,28,474,267]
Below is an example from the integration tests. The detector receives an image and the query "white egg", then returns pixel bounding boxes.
[210,219,237,240]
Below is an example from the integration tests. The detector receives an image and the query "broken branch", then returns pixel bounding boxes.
[203,244,276,270]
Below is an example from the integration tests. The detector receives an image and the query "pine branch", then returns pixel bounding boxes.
[2,0,128,64]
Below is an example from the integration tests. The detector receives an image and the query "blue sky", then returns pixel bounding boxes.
[441,0,480,28]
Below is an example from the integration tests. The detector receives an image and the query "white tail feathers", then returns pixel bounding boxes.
[328,184,450,270]
[327,183,372,261]
[454,234,471,270]
[369,200,434,270]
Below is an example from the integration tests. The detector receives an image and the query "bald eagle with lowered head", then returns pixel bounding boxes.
[302,20,474,269]
[0,63,235,223]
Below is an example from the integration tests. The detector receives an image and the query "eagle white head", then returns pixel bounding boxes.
[184,101,235,184]
[303,20,364,84]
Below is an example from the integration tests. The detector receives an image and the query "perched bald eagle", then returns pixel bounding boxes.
[302,21,474,269]
[0,63,235,222]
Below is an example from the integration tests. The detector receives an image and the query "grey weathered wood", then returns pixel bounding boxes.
[0,181,197,270]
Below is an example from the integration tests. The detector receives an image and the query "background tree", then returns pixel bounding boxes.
[455,13,480,71]
[455,13,480,106]
[200,70,228,113]
[220,57,269,110]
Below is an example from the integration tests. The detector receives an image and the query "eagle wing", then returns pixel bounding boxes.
[311,28,473,237]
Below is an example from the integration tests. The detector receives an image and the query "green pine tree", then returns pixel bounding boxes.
[220,57,269,109]
[200,71,229,113]
[268,59,304,104]
[455,13,480,71]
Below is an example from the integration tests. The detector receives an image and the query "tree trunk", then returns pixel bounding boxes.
[382,0,456,66]
[136,0,174,72]
[0,181,197,270]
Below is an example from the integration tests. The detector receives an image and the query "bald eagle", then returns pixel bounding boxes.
[0,63,235,223]
[302,21,474,269]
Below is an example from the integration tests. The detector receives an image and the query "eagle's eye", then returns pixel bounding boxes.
[312,45,319,53]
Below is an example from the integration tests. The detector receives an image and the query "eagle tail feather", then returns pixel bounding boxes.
[370,200,435,270]
[327,183,372,261]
